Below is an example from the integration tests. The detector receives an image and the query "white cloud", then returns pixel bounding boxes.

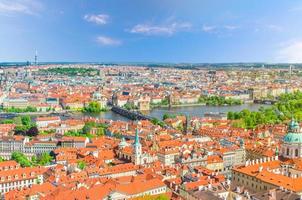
[96,36,121,46]
[202,25,217,33]
[84,14,109,25]
[224,25,238,30]
[129,22,192,36]
[277,40,302,63]
[202,24,239,34]
[0,0,42,15]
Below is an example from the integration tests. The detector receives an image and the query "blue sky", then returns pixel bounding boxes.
[1,0,302,63]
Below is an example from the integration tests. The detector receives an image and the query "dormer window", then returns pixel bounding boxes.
[14,175,18,179]
[22,173,26,178]
[1,177,4,182]
[7,176,11,181]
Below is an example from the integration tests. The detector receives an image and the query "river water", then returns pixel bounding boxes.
[73,103,269,121]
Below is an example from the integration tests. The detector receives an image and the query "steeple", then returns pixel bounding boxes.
[133,128,142,165]
[134,128,140,145]
[275,146,279,156]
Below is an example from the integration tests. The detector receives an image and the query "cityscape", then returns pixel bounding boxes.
[2,0,302,200]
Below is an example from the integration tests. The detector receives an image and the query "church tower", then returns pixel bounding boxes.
[282,119,302,159]
[133,129,142,165]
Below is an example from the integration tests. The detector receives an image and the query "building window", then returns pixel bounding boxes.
[295,149,299,157]
[287,148,290,156]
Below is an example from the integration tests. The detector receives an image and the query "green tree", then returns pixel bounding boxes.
[228,91,302,129]
[0,119,14,124]
[82,121,96,134]
[77,160,86,170]
[83,101,104,113]
[13,116,23,126]
[37,153,53,166]
[151,118,166,127]
[123,102,137,110]
[227,111,234,120]
[31,156,37,165]
[21,115,31,126]
[11,152,32,167]
[163,113,177,120]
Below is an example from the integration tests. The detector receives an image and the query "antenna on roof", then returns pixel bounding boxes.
[34,50,38,65]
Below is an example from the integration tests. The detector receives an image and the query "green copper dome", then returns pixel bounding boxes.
[284,132,302,143]
[284,119,302,143]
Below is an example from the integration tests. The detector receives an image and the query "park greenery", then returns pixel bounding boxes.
[198,95,242,106]
[12,152,53,167]
[12,152,32,167]
[40,67,99,76]
[83,101,108,113]
[123,102,138,110]
[227,91,302,129]
[64,121,108,138]
[162,113,184,120]
[32,153,54,166]
[150,118,166,127]
[0,115,38,136]
[1,106,37,113]
[15,116,38,136]
[150,99,169,107]
[39,129,56,135]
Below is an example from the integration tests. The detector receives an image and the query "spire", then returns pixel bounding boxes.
[134,128,140,145]
[275,146,279,156]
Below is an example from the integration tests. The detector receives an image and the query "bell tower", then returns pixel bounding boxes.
[133,129,142,165]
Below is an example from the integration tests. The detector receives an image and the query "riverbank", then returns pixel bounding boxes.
[0,110,68,116]
[0,103,271,122]
[151,103,206,109]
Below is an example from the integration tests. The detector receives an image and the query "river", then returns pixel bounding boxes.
[71,103,269,121]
